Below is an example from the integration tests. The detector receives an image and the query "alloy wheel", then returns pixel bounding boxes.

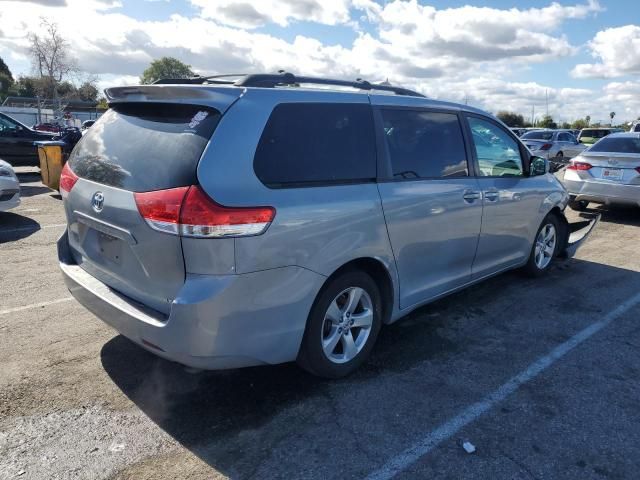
[534,223,557,269]
[321,287,373,364]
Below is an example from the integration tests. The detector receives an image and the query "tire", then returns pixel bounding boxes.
[297,270,382,378]
[523,214,562,277]
[569,200,589,211]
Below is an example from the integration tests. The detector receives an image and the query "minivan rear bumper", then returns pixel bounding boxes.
[58,230,325,369]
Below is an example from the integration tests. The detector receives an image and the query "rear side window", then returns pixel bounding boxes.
[558,133,573,142]
[380,109,468,179]
[254,103,376,187]
[69,103,220,191]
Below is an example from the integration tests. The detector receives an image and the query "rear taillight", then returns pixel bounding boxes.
[59,163,79,198]
[567,161,593,171]
[133,187,189,235]
[134,185,275,238]
[540,143,552,151]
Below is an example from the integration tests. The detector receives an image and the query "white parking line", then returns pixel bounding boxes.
[0,223,66,234]
[0,297,73,316]
[366,291,640,480]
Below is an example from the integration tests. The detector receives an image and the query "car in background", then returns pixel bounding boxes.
[0,112,55,166]
[81,120,95,131]
[629,122,640,133]
[562,132,640,210]
[0,159,20,211]
[57,72,597,378]
[520,129,586,170]
[33,122,62,134]
[510,127,527,137]
[577,127,624,146]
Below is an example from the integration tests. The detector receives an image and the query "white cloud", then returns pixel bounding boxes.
[190,0,352,29]
[572,25,640,78]
[1,0,637,121]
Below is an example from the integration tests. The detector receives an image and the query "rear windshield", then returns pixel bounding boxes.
[589,137,640,154]
[521,131,553,140]
[579,129,611,139]
[69,103,220,191]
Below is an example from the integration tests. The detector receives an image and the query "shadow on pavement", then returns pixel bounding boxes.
[590,205,640,227]
[19,185,54,198]
[100,258,640,479]
[0,212,40,243]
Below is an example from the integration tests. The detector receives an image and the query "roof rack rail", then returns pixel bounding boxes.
[152,72,424,97]
[234,72,425,97]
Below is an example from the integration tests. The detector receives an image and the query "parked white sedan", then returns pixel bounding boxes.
[0,160,20,211]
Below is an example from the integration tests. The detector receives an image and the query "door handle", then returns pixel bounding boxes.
[484,189,499,201]
[463,190,481,202]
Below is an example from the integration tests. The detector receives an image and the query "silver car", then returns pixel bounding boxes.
[562,132,640,210]
[0,160,20,212]
[58,73,597,378]
[521,129,586,162]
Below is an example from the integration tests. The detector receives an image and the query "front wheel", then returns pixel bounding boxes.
[297,270,382,378]
[523,215,562,276]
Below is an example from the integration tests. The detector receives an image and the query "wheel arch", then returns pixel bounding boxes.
[319,257,396,325]
[547,206,570,253]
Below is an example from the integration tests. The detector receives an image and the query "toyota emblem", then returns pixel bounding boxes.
[91,192,105,212]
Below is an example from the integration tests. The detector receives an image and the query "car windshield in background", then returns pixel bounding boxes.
[68,103,220,191]
[580,129,611,139]
[589,137,640,154]
[522,131,553,140]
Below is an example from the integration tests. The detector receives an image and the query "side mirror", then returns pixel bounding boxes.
[529,156,548,176]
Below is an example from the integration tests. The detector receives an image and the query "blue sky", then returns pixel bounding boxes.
[1,0,639,123]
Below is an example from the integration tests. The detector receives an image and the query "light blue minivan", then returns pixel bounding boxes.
[58,73,597,377]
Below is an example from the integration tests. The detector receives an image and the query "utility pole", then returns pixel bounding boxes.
[531,105,535,126]
[545,89,548,117]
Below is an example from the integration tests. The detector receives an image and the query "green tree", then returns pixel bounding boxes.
[609,111,615,125]
[140,57,194,84]
[496,110,525,127]
[96,96,108,109]
[585,115,591,126]
[77,81,99,102]
[0,56,14,102]
[560,121,571,129]
[8,76,38,97]
[571,118,589,130]
[538,115,557,129]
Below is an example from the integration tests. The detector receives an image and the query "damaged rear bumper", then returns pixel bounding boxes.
[561,212,600,259]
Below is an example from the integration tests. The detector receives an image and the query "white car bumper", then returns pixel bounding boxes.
[0,175,21,212]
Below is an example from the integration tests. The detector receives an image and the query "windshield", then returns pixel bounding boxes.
[522,131,554,140]
[0,112,29,131]
[589,137,640,154]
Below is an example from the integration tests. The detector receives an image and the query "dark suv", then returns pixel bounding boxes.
[0,112,53,166]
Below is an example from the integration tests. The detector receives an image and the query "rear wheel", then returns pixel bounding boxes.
[569,199,589,211]
[297,270,382,378]
[524,215,561,276]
